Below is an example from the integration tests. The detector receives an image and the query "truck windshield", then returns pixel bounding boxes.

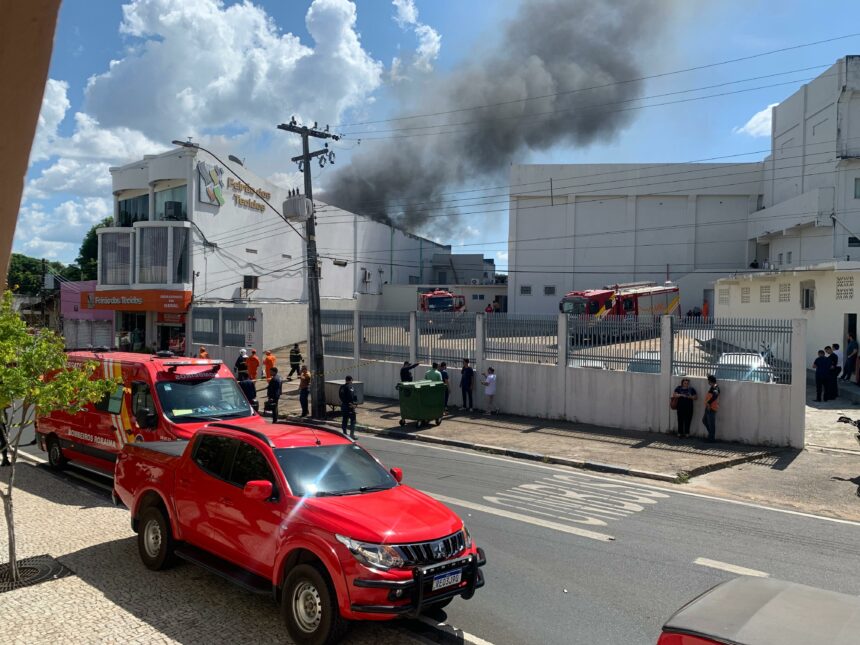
[274,444,397,497]
[428,296,453,311]
[155,378,252,422]
[562,298,588,315]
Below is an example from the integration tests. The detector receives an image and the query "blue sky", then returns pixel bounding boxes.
[16,0,860,271]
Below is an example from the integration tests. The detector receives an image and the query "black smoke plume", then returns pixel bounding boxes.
[325,0,668,230]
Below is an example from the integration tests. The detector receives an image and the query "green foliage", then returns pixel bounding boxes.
[76,216,113,281]
[6,254,78,296]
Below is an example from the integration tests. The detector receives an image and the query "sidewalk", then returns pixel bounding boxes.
[283,396,775,483]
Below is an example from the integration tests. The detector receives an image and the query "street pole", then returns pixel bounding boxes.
[277,121,339,419]
[40,258,47,328]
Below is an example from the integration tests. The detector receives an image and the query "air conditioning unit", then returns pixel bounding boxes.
[470,278,479,285]
[164,201,183,220]
[243,275,259,290]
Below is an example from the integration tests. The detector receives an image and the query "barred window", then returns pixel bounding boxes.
[520,285,532,296]
[544,285,556,296]
[759,285,771,303]
[718,288,729,305]
[741,287,750,304]
[836,275,854,301]
[778,283,790,302]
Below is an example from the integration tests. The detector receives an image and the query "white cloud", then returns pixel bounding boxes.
[14,197,112,260]
[495,250,508,261]
[25,159,113,200]
[733,103,778,138]
[84,0,383,142]
[29,79,71,162]
[268,171,304,191]
[390,0,440,74]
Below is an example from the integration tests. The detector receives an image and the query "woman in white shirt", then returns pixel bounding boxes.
[481,367,497,415]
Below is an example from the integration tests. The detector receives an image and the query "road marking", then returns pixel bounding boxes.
[365,436,860,527]
[16,451,46,465]
[431,493,615,542]
[416,616,495,645]
[694,557,769,578]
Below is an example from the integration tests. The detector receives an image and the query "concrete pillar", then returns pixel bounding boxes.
[476,313,486,365]
[409,311,418,364]
[558,313,569,421]
[789,318,807,448]
[353,309,361,376]
[660,315,674,433]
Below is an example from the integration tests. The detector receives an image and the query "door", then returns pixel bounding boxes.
[215,440,284,576]
[173,434,238,552]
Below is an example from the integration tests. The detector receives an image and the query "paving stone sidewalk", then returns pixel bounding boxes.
[0,464,427,645]
[282,396,775,482]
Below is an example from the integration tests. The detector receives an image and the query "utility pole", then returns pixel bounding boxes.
[277,119,339,419]
[40,258,47,328]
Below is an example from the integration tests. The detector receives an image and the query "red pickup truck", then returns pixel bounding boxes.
[114,422,485,645]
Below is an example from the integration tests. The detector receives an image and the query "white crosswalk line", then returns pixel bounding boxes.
[694,557,769,577]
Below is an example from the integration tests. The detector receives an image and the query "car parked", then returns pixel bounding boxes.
[713,352,776,383]
[626,351,686,376]
[114,422,486,645]
[657,576,860,644]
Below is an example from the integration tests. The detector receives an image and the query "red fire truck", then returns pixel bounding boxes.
[418,289,466,312]
[559,282,680,318]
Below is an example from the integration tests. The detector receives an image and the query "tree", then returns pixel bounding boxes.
[5,253,76,296]
[0,291,116,582]
[76,217,112,281]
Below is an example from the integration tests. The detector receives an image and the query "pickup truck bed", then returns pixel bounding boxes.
[132,440,188,457]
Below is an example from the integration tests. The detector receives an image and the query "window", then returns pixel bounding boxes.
[479,294,485,300]
[544,285,556,296]
[274,444,396,497]
[437,271,447,284]
[836,275,855,301]
[154,185,187,221]
[408,275,420,284]
[117,194,149,227]
[855,177,860,199]
[131,382,154,420]
[192,309,219,345]
[228,442,276,490]
[849,237,860,247]
[138,226,169,283]
[155,378,251,422]
[760,285,771,303]
[222,309,254,347]
[94,385,124,414]
[718,288,729,305]
[741,287,750,304]
[193,435,237,480]
[622,298,635,313]
[786,251,792,264]
[756,194,764,211]
[777,253,783,265]
[100,231,132,285]
[472,294,484,300]
[173,227,190,283]
[779,283,790,302]
[520,285,532,295]
[116,312,146,351]
[801,280,815,310]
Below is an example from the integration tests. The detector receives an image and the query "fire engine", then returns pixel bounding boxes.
[559,281,680,318]
[418,289,466,312]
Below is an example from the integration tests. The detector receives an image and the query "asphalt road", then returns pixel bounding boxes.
[16,429,860,645]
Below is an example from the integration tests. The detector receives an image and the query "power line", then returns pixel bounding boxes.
[332,33,860,128]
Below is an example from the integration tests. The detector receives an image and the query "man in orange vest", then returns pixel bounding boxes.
[264,350,277,381]
[246,349,261,380]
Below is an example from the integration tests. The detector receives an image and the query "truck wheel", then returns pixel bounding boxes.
[282,564,347,645]
[399,419,405,427]
[46,436,66,470]
[137,507,175,571]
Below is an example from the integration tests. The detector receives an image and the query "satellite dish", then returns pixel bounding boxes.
[228,154,244,166]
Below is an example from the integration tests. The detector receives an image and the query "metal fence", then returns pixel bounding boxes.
[417,312,476,363]
[567,315,662,372]
[359,312,410,360]
[484,313,558,364]
[320,310,354,357]
[672,317,792,384]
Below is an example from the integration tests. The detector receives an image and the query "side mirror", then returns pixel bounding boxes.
[243,480,274,501]
[135,408,158,429]
[390,467,403,483]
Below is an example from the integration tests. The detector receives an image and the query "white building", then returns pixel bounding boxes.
[508,55,860,314]
[90,146,446,357]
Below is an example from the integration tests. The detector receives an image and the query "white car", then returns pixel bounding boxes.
[714,352,776,383]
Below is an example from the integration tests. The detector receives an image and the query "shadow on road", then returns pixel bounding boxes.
[0,462,114,511]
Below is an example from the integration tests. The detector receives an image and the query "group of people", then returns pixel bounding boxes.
[671,375,721,442]
[401,358,497,414]
[812,336,858,402]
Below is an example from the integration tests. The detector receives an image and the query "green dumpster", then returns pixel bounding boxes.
[395,379,446,428]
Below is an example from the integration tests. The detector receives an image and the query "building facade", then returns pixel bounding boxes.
[89,147,447,356]
[508,56,860,315]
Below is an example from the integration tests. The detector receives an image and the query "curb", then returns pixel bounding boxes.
[285,414,691,483]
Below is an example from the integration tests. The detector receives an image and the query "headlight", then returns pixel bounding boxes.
[462,525,473,548]
[336,534,405,570]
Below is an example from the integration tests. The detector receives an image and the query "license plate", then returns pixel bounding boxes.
[431,569,462,591]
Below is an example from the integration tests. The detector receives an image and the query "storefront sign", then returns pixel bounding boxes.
[227,177,270,212]
[157,313,187,324]
[82,290,192,313]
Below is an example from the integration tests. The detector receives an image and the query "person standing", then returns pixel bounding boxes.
[266,367,283,424]
[234,348,248,376]
[484,303,493,314]
[298,365,311,417]
[425,362,442,382]
[813,349,830,402]
[339,376,358,439]
[400,361,419,382]
[481,367,497,415]
[702,375,720,443]
[440,362,450,412]
[672,378,697,437]
[198,346,209,359]
[264,349,277,381]
[288,343,302,380]
[834,343,844,374]
[237,371,257,410]
[824,346,839,401]
[842,334,858,383]
[460,358,475,412]
[246,349,261,380]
